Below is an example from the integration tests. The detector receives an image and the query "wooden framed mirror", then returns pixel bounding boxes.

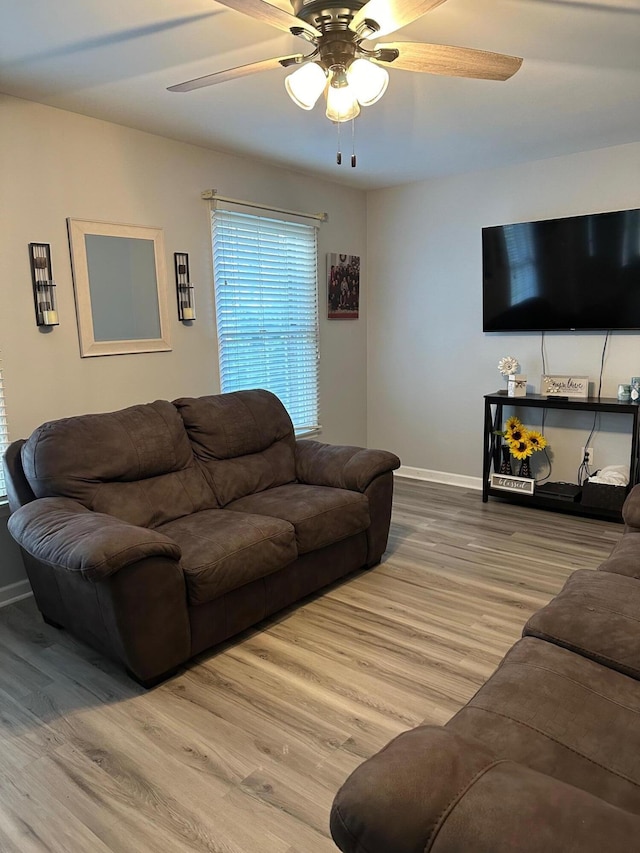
[67,219,171,357]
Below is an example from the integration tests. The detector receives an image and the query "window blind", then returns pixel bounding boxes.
[212,208,320,432]
[0,360,9,498]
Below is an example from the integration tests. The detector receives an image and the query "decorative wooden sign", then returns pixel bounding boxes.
[490,473,535,496]
[541,375,589,398]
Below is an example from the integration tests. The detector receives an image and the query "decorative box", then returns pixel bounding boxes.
[507,375,527,397]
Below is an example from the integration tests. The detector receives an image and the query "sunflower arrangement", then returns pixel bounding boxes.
[501,416,548,460]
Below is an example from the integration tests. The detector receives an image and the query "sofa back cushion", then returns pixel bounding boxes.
[174,390,296,506]
[21,400,215,528]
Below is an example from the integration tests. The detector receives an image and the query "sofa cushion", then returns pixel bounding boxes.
[598,531,640,579]
[447,637,640,815]
[524,568,640,680]
[20,400,215,528]
[225,483,370,554]
[174,390,297,506]
[157,508,297,605]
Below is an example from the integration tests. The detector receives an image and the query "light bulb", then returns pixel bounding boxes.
[347,58,389,106]
[326,85,360,122]
[285,62,327,110]
[325,67,360,123]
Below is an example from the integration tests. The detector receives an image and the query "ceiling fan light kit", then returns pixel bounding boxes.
[169,0,523,165]
[285,61,327,109]
[285,55,387,119]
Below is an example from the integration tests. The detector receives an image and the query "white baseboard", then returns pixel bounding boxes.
[396,465,483,491]
[0,579,33,608]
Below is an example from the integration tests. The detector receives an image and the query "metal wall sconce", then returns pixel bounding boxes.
[29,243,59,326]
[174,252,195,321]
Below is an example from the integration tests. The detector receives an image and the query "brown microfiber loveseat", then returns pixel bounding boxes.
[330,486,640,853]
[4,389,400,687]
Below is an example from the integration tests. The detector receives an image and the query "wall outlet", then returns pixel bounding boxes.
[581,446,594,466]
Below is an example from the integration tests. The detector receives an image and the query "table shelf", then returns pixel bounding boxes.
[482,391,640,522]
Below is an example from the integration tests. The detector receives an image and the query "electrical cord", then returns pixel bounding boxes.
[534,333,551,483]
[596,330,610,400]
[535,408,552,484]
[536,330,609,486]
[577,332,609,484]
[577,414,598,485]
[535,448,552,484]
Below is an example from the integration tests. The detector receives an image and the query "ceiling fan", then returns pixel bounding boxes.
[168,0,523,155]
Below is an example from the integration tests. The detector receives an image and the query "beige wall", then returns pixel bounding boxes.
[0,94,368,595]
[0,94,368,443]
[367,142,640,482]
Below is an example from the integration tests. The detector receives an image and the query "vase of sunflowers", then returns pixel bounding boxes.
[496,416,548,478]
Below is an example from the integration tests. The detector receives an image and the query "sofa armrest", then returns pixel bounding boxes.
[622,483,640,531]
[330,726,640,853]
[8,497,181,582]
[295,439,400,492]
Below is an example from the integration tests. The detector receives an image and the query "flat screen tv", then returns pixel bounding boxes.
[482,208,640,332]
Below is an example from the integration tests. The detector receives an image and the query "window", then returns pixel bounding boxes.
[0,359,9,497]
[212,208,320,433]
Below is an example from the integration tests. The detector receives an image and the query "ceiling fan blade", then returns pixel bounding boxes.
[213,0,319,37]
[378,42,523,80]
[168,55,304,92]
[352,0,448,38]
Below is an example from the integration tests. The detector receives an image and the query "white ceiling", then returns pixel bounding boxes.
[1,0,639,190]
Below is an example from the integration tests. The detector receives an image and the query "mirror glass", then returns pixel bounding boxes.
[85,235,161,341]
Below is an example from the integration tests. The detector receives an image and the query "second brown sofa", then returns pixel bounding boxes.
[330,486,640,853]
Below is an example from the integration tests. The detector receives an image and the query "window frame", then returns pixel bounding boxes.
[211,206,321,435]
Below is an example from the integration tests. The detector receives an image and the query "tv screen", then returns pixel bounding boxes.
[482,208,640,332]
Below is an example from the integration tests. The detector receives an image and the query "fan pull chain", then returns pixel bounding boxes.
[335,119,357,167]
[351,117,356,167]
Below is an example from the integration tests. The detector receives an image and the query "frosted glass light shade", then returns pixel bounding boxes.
[326,81,361,122]
[348,58,389,106]
[285,63,326,110]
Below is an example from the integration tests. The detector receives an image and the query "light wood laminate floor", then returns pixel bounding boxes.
[0,478,622,852]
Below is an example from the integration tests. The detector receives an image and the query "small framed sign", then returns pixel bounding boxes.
[490,473,535,496]
[541,375,589,398]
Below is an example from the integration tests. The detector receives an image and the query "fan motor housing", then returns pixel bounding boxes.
[291,0,366,32]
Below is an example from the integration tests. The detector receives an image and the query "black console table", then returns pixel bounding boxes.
[483,391,640,521]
